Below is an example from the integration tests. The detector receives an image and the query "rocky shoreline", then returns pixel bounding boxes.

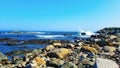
[0,28,120,68]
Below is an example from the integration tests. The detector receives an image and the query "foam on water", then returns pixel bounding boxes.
[35,35,65,38]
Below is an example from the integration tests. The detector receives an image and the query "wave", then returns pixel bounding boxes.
[35,35,65,38]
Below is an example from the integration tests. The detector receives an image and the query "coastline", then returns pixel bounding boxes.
[0,27,120,68]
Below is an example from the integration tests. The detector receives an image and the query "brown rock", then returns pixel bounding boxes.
[34,57,46,66]
[53,43,62,47]
[48,48,71,59]
[45,45,55,51]
[82,46,98,53]
[103,46,116,52]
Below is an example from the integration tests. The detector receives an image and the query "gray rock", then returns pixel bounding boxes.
[60,62,78,68]
[103,46,116,52]
[93,58,119,68]
[47,58,64,67]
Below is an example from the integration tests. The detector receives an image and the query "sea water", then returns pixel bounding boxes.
[0,31,80,54]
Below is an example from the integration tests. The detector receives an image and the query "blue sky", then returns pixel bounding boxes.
[0,0,120,31]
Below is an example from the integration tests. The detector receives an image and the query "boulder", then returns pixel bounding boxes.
[34,57,46,66]
[103,46,116,52]
[93,58,119,68]
[47,58,64,67]
[48,48,71,59]
[96,40,108,47]
[45,45,55,51]
[82,46,98,53]
[60,62,78,68]
[109,35,117,39]
[53,43,62,47]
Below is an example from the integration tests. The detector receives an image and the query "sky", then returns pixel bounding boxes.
[0,0,120,31]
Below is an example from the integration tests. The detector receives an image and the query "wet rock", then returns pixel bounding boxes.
[47,58,64,67]
[45,45,55,51]
[47,48,71,59]
[93,58,119,68]
[6,49,33,56]
[81,46,98,53]
[60,62,78,68]
[103,46,116,52]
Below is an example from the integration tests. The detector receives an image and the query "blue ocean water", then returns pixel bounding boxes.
[0,31,80,54]
[0,31,79,40]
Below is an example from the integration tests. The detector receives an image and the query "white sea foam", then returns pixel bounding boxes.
[79,30,95,36]
[36,35,64,38]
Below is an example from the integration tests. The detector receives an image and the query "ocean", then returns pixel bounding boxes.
[0,31,81,54]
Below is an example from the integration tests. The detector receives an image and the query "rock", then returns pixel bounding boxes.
[60,62,78,68]
[53,43,62,47]
[77,42,83,46]
[82,46,98,53]
[45,45,55,51]
[96,40,108,47]
[109,35,117,39]
[48,48,71,59]
[0,65,13,68]
[26,60,39,68]
[79,55,85,61]
[117,46,120,52]
[92,44,100,50]
[34,57,46,66]
[93,58,119,68]
[21,62,26,67]
[87,52,95,58]
[46,67,55,68]
[65,44,75,48]
[103,46,116,52]
[74,47,81,53]
[15,59,23,65]
[47,58,64,67]
[0,52,8,62]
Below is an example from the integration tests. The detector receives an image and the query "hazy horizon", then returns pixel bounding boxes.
[0,0,120,31]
